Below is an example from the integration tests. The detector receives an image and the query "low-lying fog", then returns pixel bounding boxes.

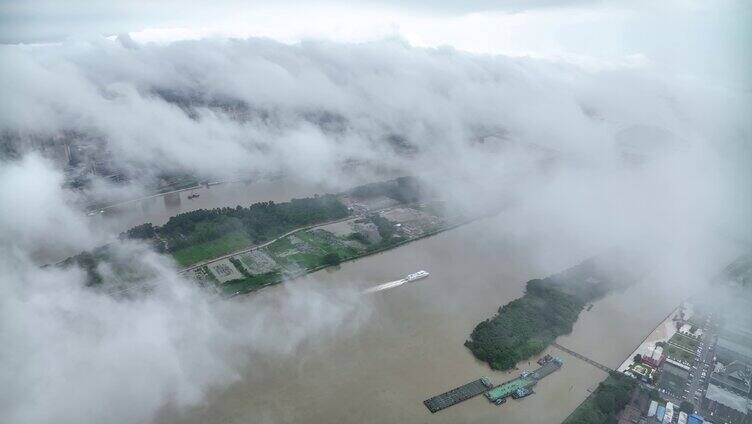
[1,1,750,422]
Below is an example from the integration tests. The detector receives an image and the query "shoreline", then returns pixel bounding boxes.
[616,304,681,372]
[226,213,490,297]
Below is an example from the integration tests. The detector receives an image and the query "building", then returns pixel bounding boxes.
[703,384,752,424]
[688,414,704,424]
[657,405,666,422]
[678,411,688,424]
[709,361,752,397]
[645,346,667,368]
[716,337,752,366]
[664,402,675,424]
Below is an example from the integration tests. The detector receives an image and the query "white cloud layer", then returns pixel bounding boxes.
[0,2,750,423]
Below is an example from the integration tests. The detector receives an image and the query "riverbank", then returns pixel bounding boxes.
[187,205,480,296]
[212,212,482,297]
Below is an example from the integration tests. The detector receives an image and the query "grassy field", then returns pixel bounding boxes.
[172,231,251,267]
[669,333,699,351]
[261,230,361,272]
[285,252,325,270]
[297,230,360,259]
[665,344,693,362]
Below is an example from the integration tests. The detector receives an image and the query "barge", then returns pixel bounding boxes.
[423,377,493,413]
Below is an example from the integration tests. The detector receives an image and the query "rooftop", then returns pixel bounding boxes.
[705,383,751,414]
[717,336,752,360]
[486,377,534,401]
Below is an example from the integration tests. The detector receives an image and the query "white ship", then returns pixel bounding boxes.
[406,270,429,282]
[362,270,430,294]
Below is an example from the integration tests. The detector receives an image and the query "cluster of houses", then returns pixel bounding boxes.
[646,401,706,424]
[620,299,751,424]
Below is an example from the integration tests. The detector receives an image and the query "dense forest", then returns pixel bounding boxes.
[465,279,584,370]
[563,372,637,424]
[465,256,639,370]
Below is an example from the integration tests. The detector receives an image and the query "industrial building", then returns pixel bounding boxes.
[709,361,752,397]
[703,384,752,424]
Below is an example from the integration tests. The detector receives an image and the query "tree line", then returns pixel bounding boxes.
[123,195,349,253]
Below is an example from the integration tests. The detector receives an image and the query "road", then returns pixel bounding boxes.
[180,214,356,273]
[179,204,413,273]
[684,313,716,410]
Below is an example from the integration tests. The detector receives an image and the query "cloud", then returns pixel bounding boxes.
[0,155,98,258]
[0,11,749,424]
[0,158,367,424]
[3,35,745,191]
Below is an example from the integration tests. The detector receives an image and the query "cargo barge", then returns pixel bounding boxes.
[423,377,494,413]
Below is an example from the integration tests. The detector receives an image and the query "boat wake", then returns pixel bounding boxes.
[362,279,408,294]
[362,270,429,294]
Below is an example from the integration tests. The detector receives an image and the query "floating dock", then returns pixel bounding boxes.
[485,357,563,405]
[423,378,494,413]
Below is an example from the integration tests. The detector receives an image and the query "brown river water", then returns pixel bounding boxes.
[156,213,677,424]
[95,178,335,234]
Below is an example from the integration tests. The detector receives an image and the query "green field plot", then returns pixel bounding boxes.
[266,236,296,256]
[669,333,699,351]
[285,252,326,270]
[665,344,693,362]
[172,231,251,266]
[297,230,360,259]
[221,271,282,295]
[264,230,361,271]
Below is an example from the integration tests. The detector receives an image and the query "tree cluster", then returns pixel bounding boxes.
[125,195,349,253]
[465,257,631,371]
[465,278,584,370]
[565,372,637,424]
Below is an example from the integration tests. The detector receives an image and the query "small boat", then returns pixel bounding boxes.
[187,192,200,200]
[512,387,533,399]
[406,270,429,281]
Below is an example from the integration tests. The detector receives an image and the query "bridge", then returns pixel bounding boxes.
[551,342,614,373]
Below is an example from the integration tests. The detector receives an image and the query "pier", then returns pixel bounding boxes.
[422,356,565,413]
[551,342,613,373]
[423,378,494,413]
[485,357,563,404]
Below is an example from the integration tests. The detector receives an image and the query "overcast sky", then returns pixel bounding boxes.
[2,0,750,85]
[1,2,750,424]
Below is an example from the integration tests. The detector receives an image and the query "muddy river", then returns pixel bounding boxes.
[93,178,336,235]
[158,213,677,424]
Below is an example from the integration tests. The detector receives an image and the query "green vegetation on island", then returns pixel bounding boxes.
[159,195,349,265]
[63,176,461,296]
[465,255,642,371]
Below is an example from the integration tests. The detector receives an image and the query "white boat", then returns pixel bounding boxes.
[362,270,429,294]
[406,270,429,281]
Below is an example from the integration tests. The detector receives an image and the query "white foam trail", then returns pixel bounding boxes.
[362,279,408,294]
